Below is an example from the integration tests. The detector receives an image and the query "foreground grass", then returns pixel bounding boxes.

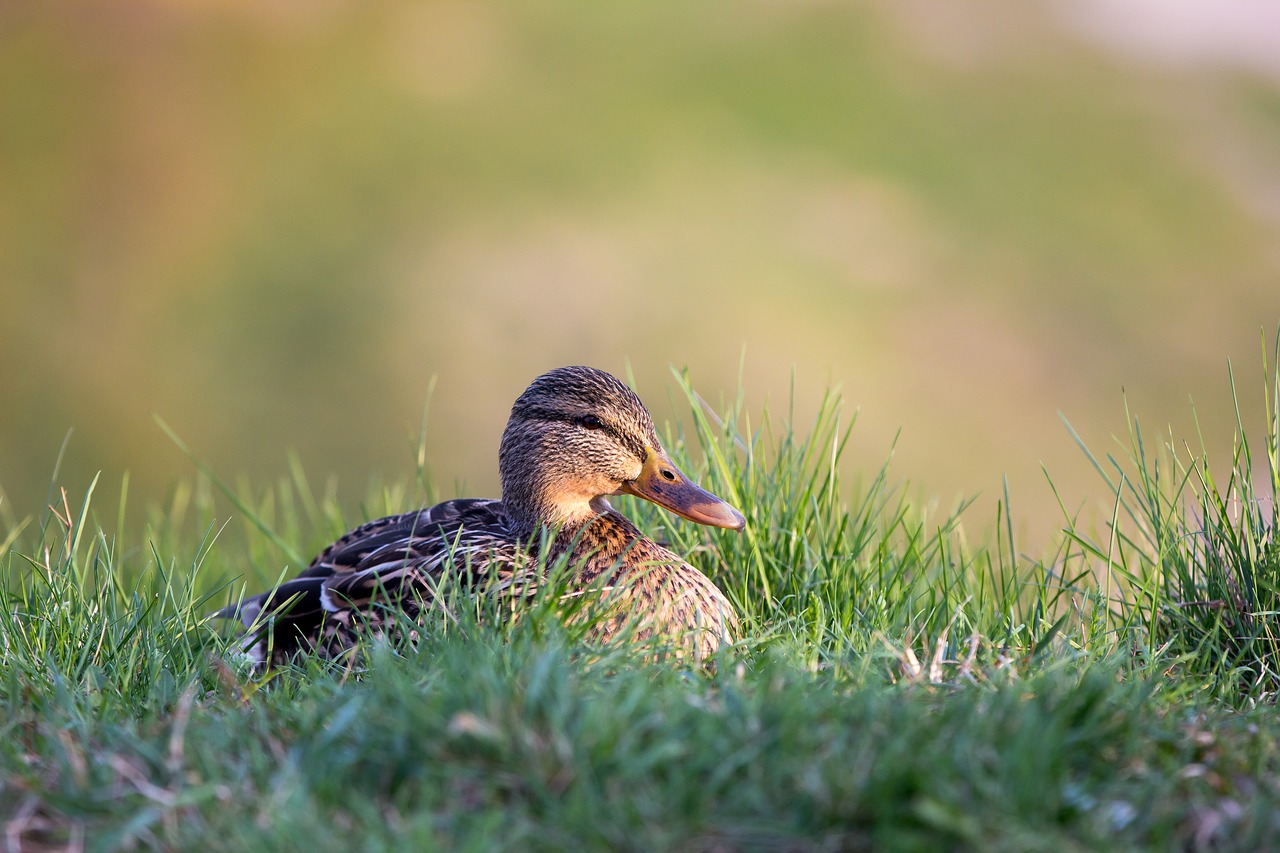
[5,638,1280,851]
[2,352,1279,850]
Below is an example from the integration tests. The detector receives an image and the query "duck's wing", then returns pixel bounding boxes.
[213,498,526,660]
[313,498,528,611]
[301,498,504,578]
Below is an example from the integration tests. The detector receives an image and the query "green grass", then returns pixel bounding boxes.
[4,347,1280,850]
[1060,332,1280,704]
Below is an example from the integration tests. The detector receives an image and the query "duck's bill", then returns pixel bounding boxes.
[619,449,747,531]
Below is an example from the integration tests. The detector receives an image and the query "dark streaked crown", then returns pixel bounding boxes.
[508,366,659,456]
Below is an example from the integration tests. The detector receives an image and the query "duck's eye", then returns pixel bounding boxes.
[577,414,605,430]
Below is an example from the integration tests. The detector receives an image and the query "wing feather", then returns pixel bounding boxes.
[216,498,530,663]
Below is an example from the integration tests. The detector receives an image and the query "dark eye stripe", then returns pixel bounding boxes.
[521,406,585,428]
[520,406,647,459]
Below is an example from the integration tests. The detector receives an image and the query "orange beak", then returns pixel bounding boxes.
[618,448,746,531]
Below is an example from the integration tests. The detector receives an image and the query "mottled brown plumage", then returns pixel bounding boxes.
[215,366,746,665]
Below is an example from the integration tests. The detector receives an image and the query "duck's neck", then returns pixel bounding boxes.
[498,419,614,540]
[501,492,611,541]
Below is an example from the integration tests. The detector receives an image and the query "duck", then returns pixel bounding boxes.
[216,365,746,666]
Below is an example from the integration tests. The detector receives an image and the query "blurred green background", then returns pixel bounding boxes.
[2,0,1278,549]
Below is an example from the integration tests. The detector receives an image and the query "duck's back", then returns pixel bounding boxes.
[305,498,519,582]
[224,498,529,664]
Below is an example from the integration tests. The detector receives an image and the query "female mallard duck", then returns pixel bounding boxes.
[218,366,746,665]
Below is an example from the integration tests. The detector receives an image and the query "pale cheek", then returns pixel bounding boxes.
[594,472,626,497]
[550,472,618,502]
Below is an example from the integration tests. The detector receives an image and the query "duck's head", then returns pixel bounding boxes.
[498,366,746,533]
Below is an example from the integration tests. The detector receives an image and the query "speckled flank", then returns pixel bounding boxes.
[214,366,743,666]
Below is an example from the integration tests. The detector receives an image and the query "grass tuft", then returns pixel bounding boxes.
[1062,329,1280,705]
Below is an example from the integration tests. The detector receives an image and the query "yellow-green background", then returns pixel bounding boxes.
[3,0,1278,549]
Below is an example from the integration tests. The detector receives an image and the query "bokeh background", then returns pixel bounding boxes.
[2,0,1278,551]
